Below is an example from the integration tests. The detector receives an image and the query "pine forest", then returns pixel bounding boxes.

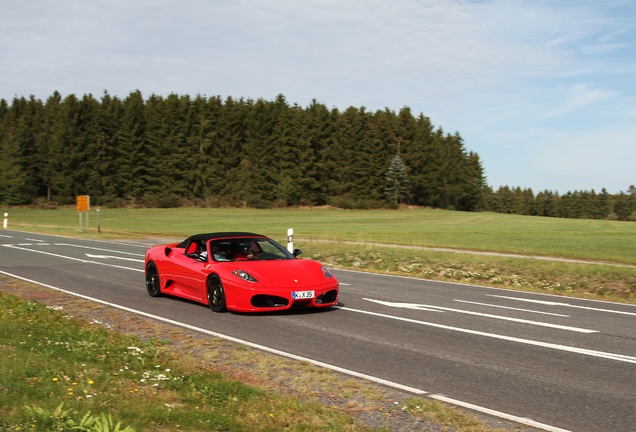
[0,91,634,221]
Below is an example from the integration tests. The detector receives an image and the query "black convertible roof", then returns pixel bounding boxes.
[175,232,265,248]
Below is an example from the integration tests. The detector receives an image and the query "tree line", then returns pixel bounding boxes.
[482,185,636,221]
[0,91,484,210]
[0,91,633,221]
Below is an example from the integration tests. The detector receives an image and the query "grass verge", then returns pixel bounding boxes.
[301,241,636,304]
[0,276,522,432]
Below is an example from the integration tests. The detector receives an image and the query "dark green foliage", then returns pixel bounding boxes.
[613,191,634,221]
[2,90,628,220]
[0,91,486,211]
[482,185,633,221]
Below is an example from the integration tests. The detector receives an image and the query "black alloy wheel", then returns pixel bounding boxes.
[207,275,227,312]
[145,262,162,297]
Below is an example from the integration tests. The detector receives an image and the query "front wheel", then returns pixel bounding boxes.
[207,275,227,312]
[145,262,162,297]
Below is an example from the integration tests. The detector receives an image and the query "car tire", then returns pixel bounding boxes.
[207,274,227,312]
[145,262,162,297]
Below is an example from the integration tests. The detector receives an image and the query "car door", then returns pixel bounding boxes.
[170,240,208,302]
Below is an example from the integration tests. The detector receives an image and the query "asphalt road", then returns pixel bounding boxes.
[1,229,635,432]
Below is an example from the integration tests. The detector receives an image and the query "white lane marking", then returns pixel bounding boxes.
[430,395,573,432]
[333,268,636,307]
[0,230,149,248]
[488,295,636,316]
[0,269,572,432]
[0,234,12,238]
[85,254,145,263]
[339,282,351,286]
[54,243,145,257]
[3,244,143,272]
[364,299,596,333]
[454,300,570,317]
[341,306,636,364]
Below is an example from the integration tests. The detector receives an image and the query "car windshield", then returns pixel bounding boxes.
[209,238,294,262]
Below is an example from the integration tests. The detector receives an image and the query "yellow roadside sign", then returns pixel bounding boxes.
[77,195,90,212]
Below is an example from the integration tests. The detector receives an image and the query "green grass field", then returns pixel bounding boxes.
[2,206,635,303]
[2,207,636,264]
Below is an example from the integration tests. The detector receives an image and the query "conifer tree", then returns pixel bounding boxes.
[384,155,409,205]
[613,192,633,221]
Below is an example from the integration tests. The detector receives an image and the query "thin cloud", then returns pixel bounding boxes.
[542,83,618,118]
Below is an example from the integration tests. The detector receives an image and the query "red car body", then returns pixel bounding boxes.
[144,232,339,313]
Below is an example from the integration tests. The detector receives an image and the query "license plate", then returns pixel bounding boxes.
[292,290,315,300]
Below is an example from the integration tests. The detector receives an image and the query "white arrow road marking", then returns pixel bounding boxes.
[454,300,570,317]
[341,306,636,364]
[488,295,636,316]
[362,299,443,312]
[85,253,145,263]
[364,298,596,333]
[2,244,143,272]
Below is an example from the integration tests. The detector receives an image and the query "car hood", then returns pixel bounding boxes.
[228,259,333,288]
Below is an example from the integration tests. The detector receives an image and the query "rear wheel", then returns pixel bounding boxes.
[145,262,162,297]
[207,275,227,312]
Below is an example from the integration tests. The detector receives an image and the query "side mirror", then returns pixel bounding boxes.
[164,247,172,257]
[292,248,303,257]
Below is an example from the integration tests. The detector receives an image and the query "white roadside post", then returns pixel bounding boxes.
[287,228,294,253]
[3,213,7,229]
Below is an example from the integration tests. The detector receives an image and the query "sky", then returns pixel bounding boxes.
[1,0,634,194]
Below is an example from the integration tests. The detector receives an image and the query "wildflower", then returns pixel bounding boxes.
[52,378,58,382]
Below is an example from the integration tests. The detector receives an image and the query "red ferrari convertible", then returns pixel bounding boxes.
[144,232,339,312]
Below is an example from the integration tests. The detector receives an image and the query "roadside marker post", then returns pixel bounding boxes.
[287,228,294,253]
[3,213,7,229]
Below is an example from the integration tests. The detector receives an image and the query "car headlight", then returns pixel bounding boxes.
[232,270,258,283]
[321,266,333,279]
